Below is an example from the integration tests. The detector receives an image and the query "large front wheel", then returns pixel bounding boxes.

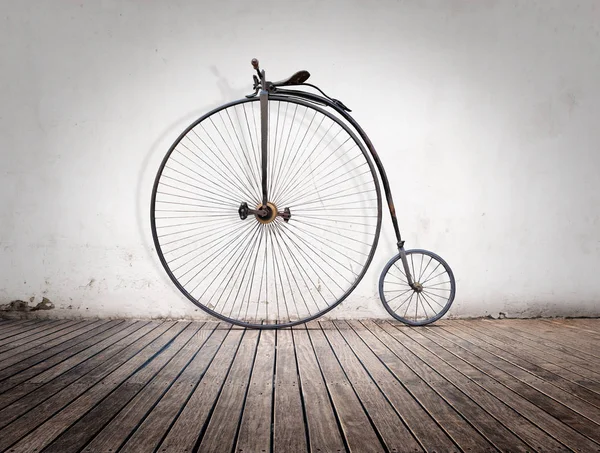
[151,96,382,328]
[379,249,456,326]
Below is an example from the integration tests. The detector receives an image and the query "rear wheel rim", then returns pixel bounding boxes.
[379,249,455,326]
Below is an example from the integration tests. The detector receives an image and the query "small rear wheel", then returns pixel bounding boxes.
[379,249,455,326]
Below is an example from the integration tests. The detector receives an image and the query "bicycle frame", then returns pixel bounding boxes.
[257,84,417,287]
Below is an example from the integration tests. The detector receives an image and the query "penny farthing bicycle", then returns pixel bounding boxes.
[151,59,456,328]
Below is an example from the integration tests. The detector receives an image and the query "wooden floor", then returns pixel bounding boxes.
[0,319,599,453]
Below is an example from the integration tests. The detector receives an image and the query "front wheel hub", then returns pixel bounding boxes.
[255,202,278,224]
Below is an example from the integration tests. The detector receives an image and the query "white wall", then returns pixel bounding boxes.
[1,0,599,320]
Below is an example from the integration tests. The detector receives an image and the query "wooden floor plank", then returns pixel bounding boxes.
[157,328,245,452]
[0,320,60,345]
[0,320,80,356]
[489,319,600,374]
[292,326,345,453]
[0,318,598,453]
[543,319,600,341]
[417,324,600,452]
[528,320,600,360]
[273,329,308,453]
[339,320,485,453]
[350,321,496,452]
[557,318,600,333]
[479,319,600,383]
[108,324,227,453]
[306,325,385,453]
[460,320,600,390]
[5,321,188,452]
[0,320,91,362]
[0,321,168,451]
[0,320,119,384]
[235,330,276,453]
[321,321,424,453]
[371,321,546,452]
[393,323,574,452]
[0,320,46,341]
[442,323,600,422]
[43,322,212,452]
[197,329,260,453]
[0,321,146,413]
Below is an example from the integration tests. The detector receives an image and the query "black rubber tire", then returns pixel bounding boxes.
[379,249,456,326]
[151,96,382,329]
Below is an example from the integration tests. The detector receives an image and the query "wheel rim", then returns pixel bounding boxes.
[380,249,455,326]
[151,97,382,328]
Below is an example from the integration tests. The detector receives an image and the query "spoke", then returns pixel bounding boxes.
[288,215,377,228]
[178,223,255,284]
[239,226,265,321]
[198,223,262,306]
[421,290,447,309]
[276,140,358,204]
[420,262,442,285]
[275,223,347,293]
[160,174,241,205]
[418,255,434,282]
[272,114,326,203]
[294,213,378,219]
[267,224,285,321]
[289,220,373,250]
[186,128,252,199]
[189,126,253,197]
[220,108,259,192]
[419,292,437,318]
[287,222,369,263]
[403,292,415,319]
[391,291,414,314]
[385,288,413,304]
[268,102,281,197]
[421,271,448,286]
[276,120,338,197]
[159,219,238,246]
[225,225,265,319]
[272,106,307,197]
[157,217,233,237]
[425,280,452,288]
[424,286,452,293]
[271,227,310,320]
[283,176,373,209]
[155,200,236,211]
[243,103,263,184]
[210,114,259,200]
[270,104,299,199]
[210,224,263,315]
[272,224,322,314]
[271,109,319,202]
[176,140,256,204]
[283,224,359,281]
[273,126,345,203]
[294,218,375,238]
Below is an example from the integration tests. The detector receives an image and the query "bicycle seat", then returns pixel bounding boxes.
[271,70,310,87]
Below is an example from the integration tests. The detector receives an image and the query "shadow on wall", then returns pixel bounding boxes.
[135,65,253,293]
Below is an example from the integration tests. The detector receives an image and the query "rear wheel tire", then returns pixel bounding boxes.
[379,249,456,326]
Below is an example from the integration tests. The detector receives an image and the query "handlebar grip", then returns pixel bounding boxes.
[251,58,259,70]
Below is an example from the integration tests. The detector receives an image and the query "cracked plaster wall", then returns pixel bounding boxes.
[1,0,599,319]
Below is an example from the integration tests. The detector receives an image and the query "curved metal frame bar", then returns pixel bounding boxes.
[271,87,404,249]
